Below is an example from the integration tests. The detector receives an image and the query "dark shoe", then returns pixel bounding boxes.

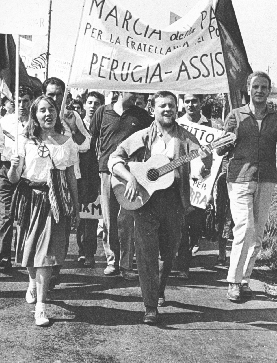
[227,283,241,302]
[121,269,138,281]
[48,275,61,291]
[241,283,253,298]
[104,265,120,276]
[143,307,158,325]
[177,270,189,280]
[158,294,165,307]
[0,258,12,269]
[84,256,95,267]
[214,256,227,267]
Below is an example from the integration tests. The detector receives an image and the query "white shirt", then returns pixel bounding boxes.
[18,136,78,183]
[177,112,208,127]
[151,130,175,160]
[62,110,91,179]
[0,114,26,161]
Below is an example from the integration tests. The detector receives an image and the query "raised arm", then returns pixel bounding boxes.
[7,155,25,183]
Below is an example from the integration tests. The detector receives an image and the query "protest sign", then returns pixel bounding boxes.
[20,36,48,70]
[80,196,103,219]
[177,116,223,209]
[48,56,71,82]
[0,0,50,35]
[69,0,229,93]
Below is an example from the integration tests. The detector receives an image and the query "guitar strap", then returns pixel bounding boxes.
[143,121,157,162]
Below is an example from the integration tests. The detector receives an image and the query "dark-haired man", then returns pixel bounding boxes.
[90,92,152,279]
[76,91,104,266]
[42,77,91,287]
[42,77,90,149]
[217,71,277,302]
[0,86,33,268]
[108,91,211,324]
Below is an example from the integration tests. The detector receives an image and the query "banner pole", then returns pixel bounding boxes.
[15,34,20,155]
[60,0,86,120]
[46,0,53,80]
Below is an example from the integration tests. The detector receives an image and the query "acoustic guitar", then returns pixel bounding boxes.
[111,132,235,210]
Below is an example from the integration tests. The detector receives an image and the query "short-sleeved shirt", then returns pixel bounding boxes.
[0,114,26,161]
[18,136,78,183]
[90,104,152,172]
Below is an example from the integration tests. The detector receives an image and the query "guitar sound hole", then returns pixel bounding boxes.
[147,168,159,181]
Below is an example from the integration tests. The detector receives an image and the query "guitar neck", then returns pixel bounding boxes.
[157,144,213,176]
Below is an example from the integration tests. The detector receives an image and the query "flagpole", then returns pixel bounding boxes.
[15,34,20,155]
[60,0,86,120]
[46,0,52,80]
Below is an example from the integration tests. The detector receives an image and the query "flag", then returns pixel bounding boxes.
[169,12,182,25]
[215,0,252,108]
[0,78,12,100]
[0,34,32,94]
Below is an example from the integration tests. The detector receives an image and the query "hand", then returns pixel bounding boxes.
[226,116,237,132]
[10,154,20,169]
[63,110,78,133]
[200,165,211,179]
[184,205,195,216]
[199,145,211,158]
[72,210,80,229]
[124,175,139,202]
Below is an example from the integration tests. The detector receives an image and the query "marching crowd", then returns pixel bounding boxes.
[0,70,276,327]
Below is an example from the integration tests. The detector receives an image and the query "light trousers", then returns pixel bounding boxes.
[227,181,275,284]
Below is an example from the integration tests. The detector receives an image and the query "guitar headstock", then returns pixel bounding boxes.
[211,132,236,149]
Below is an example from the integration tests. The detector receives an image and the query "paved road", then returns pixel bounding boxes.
[1,236,277,363]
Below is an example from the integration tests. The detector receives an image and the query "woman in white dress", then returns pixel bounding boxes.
[8,95,80,326]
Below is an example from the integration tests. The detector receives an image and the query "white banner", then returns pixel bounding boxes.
[70,0,229,93]
[0,0,50,35]
[177,117,223,209]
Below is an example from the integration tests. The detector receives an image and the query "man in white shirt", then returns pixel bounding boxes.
[0,86,33,269]
[176,94,212,279]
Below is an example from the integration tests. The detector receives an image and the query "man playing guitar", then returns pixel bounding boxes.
[108,91,212,325]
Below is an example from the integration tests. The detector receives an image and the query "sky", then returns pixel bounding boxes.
[49,0,277,84]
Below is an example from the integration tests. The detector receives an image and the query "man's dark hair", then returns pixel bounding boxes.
[137,93,149,103]
[18,85,34,100]
[71,99,84,110]
[184,94,203,102]
[86,91,105,105]
[151,91,177,107]
[42,77,66,94]
[247,71,271,89]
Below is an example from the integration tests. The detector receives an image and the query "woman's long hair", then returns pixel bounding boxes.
[24,95,64,140]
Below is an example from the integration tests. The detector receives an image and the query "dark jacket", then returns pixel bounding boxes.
[217,104,277,183]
